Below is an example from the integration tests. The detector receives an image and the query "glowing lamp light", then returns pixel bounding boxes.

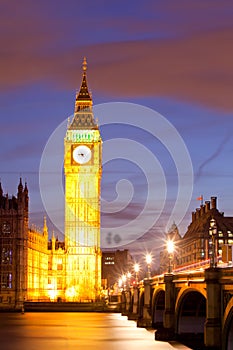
[146,254,152,265]
[134,263,139,273]
[118,278,123,288]
[167,240,175,254]
[122,274,127,282]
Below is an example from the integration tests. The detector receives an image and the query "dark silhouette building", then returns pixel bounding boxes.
[102,250,133,289]
[0,179,28,309]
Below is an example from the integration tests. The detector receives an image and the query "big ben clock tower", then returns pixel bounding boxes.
[64,58,102,301]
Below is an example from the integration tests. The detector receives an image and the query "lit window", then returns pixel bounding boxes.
[57,264,63,270]
[0,273,12,289]
[1,223,11,235]
[1,248,13,264]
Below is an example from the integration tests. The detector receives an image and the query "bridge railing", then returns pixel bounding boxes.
[173,259,211,273]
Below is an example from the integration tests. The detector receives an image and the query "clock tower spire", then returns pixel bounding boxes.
[70,57,98,130]
[64,58,102,302]
[75,57,92,106]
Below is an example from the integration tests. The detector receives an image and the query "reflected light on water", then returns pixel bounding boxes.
[0,312,180,350]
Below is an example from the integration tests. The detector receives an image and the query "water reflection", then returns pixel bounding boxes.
[0,312,180,350]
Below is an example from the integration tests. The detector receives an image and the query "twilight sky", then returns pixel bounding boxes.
[1,0,233,264]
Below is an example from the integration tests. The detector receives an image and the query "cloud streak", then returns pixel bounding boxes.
[195,133,232,182]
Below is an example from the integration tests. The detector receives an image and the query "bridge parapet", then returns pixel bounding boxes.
[121,267,233,349]
[151,274,165,285]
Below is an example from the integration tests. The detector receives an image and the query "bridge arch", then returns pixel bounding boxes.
[151,288,165,328]
[175,288,206,347]
[222,297,233,350]
[176,285,206,308]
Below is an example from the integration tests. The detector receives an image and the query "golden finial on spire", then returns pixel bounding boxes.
[82,57,87,72]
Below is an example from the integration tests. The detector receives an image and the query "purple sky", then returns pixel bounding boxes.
[1,0,233,265]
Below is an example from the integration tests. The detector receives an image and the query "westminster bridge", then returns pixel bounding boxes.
[120,266,233,350]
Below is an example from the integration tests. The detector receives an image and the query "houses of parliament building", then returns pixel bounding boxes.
[0,58,103,310]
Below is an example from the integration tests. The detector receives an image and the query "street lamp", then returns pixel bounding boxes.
[127,272,131,289]
[134,263,139,284]
[146,254,152,279]
[209,218,217,268]
[167,239,174,273]
[118,277,123,290]
[122,274,127,290]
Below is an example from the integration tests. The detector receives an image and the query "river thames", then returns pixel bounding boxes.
[0,312,191,350]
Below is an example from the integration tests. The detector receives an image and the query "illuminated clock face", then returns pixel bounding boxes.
[73,145,92,164]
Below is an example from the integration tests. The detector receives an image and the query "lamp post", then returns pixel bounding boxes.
[122,274,127,291]
[118,277,123,290]
[209,218,217,268]
[134,263,139,285]
[146,254,152,279]
[127,272,131,289]
[167,239,174,273]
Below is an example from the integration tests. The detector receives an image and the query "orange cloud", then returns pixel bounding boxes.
[85,28,233,111]
[0,0,232,112]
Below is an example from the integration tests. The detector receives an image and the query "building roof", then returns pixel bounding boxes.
[183,197,233,240]
[0,178,28,211]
